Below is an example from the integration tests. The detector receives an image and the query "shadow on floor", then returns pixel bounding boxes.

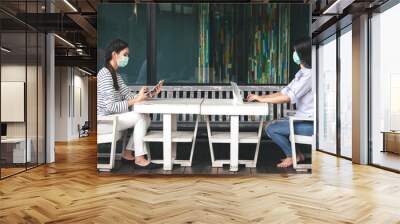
[98,140,312,176]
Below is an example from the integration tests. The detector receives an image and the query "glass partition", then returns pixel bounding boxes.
[0,1,46,179]
[339,27,352,158]
[1,30,28,178]
[317,35,337,154]
[370,4,400,171]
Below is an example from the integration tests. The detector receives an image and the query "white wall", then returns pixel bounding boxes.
[1,65,41,137]
[71,71,89,139]
[55,67,68,141]
[54,67,89,141]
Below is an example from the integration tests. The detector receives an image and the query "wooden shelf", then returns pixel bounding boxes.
[209,132,259,144]
[143,131,194,143]
[294,135,313,145]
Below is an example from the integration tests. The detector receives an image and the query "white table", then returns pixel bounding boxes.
[201,99,269,171]
[135,98,269,172]
[134,99,203,170]
[1,138,32,163]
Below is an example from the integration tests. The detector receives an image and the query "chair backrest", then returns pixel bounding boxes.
[82,121,90,130]
[97,116,123,144]
[129,85,292,123]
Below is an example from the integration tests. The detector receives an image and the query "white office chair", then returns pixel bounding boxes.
[97,115,127,172]
[288,116,315,172]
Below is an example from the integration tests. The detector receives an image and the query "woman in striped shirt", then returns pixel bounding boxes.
[97,39,161,169]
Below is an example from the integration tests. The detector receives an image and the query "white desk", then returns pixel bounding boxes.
[201,99,269,171]
[135,98,269,172]
[1,138,31,163]
[134,99,203,170]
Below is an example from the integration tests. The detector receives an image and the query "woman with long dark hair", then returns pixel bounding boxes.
[97,39,162,169]
[247,39,313,168]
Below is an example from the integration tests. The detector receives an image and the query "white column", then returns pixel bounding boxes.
[352,14,369,164]
[46,33,55,163]
[46,0,56,163]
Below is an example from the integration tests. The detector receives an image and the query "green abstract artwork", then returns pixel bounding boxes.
[98,3,309,85]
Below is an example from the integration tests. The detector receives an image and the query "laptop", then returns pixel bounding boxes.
[230,82,244,104]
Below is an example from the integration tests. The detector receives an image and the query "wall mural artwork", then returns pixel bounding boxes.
[247,5,291,84]
[198,4,291,84]
[98,3,308,85]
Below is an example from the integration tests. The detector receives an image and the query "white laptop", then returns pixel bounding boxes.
[230,82,244,104]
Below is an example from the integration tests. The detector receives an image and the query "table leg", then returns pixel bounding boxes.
[171,115,177,162]
[163,114,176,170]
[230,115,239,172]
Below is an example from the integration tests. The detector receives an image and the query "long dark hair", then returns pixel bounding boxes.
[104,39,129,91]
[293,39,311,69]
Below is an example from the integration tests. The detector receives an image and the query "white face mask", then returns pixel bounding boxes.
[117,55,129,68]
[293,51,301,65]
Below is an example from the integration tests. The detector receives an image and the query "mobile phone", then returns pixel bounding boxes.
[145,80,164,97]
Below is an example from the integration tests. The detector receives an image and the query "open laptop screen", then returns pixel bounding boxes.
[230,82,244,104]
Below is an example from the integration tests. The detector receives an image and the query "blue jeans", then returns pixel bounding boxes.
[265,118,314,157]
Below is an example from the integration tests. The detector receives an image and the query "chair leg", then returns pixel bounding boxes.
[188,115,200,166]
[97,139,117,172]
[109,116,119,170]
[289,117,297,169]
[121,131,128,153]
[250,118,264,168]
[146,142,152,161]
[205,116,219,167]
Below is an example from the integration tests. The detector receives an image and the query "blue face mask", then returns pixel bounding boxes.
[117,55,129,68]
[293,51,301,65]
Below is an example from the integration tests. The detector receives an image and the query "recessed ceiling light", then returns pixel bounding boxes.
[78,67,93,76]
[323,0,354,15]
[63,0,78,12]
[54,34,75,48]
[1,47,11,53]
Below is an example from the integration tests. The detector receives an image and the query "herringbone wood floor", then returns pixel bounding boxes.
[1,135,400,224]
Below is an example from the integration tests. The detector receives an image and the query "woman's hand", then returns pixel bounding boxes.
[154,80,164,96]
[247,94,261,102]
[136,86,149,102]
[128,86,148,106]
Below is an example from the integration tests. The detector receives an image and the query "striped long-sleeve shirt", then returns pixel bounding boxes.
[97,67,136,116]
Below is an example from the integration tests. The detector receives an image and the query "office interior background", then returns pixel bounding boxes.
[0,0,400,222]
[1,0,399,178]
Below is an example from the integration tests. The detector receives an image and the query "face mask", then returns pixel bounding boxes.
[293,51,301,65]
[117,55,129,68]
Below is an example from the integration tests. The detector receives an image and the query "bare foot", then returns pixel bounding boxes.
[277,158,294,168]
[122,150,135,161]
[135,155,150,166]
[276,153,306,168]
[297,153,305,162]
